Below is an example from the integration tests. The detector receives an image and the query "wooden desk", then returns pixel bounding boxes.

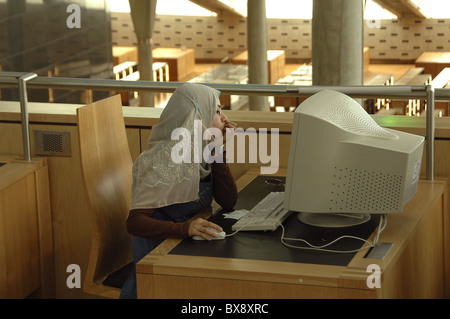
[117,63,170,106]
[152,47,195,82]
[274,64,311,110]
[432,67,450,89]
[432,67,450,117]
[113,61,138,80]
[112,46,138,66]
[136,169,449,299]
[395,67,425,85]
[415,52,450,78]
[364,47,370,74]
[232,50,285,84]
[113,46,195,82]
[0,156,54,298]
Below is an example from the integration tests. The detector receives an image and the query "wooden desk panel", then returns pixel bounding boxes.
[0,157,54,298]
[136,169,448,299]
[232,50,285,84]
[112,46,137,66]
[138,259,376,299]
[415,52,450,78]
[113,46,196,81]
[0,119,141,299]
[152,48,195,82]
[344,178,449,298]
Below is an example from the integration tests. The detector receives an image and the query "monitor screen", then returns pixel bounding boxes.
[284,90,424,227]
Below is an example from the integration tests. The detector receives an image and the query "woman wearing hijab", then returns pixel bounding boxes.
[120,83,238,299]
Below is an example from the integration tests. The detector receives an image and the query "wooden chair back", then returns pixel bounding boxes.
[77,94,133,298]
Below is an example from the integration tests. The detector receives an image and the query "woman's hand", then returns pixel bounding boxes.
[188,218,223,241]
[207,120,237,152]
[223,120,237,144]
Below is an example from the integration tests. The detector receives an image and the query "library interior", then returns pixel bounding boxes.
[0,0,449,300]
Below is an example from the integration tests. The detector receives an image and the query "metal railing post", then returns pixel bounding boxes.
[17,73,38,161]
[426,85,435,181]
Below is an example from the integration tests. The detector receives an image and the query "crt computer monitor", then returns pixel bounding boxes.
[284,90,425,227]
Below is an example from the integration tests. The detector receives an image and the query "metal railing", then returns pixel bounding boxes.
[1,72,37,161]
[2,72,450,180]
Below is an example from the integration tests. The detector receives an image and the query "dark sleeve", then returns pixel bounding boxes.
[126,209,192,240]
[211,155,238,210]
[127,154,237,240]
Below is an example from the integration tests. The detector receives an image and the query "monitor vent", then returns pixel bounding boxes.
[329,167,402,213]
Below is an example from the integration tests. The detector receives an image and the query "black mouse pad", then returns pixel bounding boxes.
[169,176,380,266]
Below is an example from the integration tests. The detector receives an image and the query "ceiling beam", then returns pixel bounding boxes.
[401,0,427,18]
[372,0,427,18]
[189,0,245,17]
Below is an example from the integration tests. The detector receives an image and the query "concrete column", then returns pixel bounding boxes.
[247,0,269,111]
[312,0,364,86]
[129,0,157,107]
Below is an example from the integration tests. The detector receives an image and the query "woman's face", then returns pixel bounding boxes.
[211,105,228,131]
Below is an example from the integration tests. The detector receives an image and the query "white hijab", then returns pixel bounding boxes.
[130,83,220,210]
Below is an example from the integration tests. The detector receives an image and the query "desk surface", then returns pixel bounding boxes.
[189,64,248,84]
[136,168,448,299]
[170,175,380,267]
[0,156,47,191]
[152,47,195,58]
[232,50,285,63]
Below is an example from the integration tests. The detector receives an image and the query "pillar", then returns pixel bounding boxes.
[312,0,364,86]
[129,0,157,107]
[247,0,269,111]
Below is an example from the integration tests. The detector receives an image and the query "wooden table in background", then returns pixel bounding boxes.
[152,47,196,82]
[232,50,285,84]
[415,52,450,78]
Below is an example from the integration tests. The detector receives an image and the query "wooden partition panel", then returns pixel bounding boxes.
[0,118,141,298]
[30,124,93,299]
[0,157,54,298]
[0,172,40,298]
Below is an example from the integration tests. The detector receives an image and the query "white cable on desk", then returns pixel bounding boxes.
[279,214,387,254]
[226,214,387,254]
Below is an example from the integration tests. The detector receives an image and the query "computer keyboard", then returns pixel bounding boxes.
[231,192,291,231]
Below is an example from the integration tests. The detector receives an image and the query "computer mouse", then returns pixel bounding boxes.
[192,227,226,240]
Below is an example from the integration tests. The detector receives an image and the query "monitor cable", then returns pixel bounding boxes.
[279,214,387,254]
[225,214,387,254]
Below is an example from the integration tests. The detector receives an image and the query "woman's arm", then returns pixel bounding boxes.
[127,155,237,241]
[211,156,238,210]
[126,209,224,241]
[211,119,238,210]
[126,209,191,240]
